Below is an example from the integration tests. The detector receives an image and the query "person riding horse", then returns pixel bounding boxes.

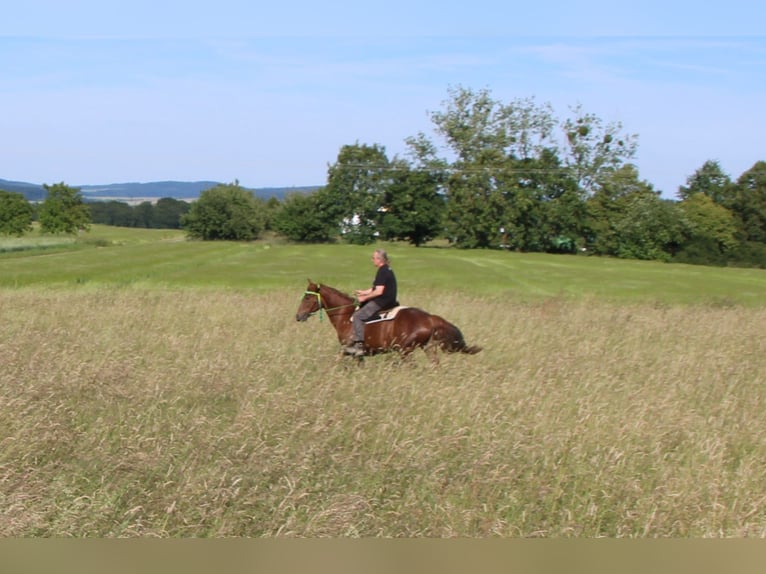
[344,248,397,356]
[296,279,481,359]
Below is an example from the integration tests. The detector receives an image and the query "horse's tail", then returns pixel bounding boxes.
[461,343,483,355]
[430,314,482,354]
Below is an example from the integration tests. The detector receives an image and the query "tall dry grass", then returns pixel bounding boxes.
[1,287,765,537]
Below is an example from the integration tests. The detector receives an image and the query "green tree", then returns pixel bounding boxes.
[376,148,446,246]
[519,150,586,253]
[586,165,680,259]
[261,197,282,232]
[562,104,639,196]
[678,193,738,252]
[181,182,264,240]
[443,158,512,248]
[38,182,91,234]
[323,143,391,244]
[153,197,190,229]
[428,88,561,248]
[613,193,686,261]
[89,200,137,227]
[412,86,636,249]
[0,190,34,236]
[427,86,521,248]
[274,191,336,243]
[726,241,766,268]
[133,201,155,228]
[731,161,766,244]
[677,160,733,203]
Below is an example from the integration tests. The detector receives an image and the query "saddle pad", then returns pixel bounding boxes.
[365,305,408,324]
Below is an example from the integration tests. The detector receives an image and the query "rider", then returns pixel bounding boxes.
[344,248,398,356]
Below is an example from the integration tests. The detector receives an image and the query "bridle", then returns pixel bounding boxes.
[303,286,356,322]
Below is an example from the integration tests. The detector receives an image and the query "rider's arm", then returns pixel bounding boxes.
[356,284,385,303]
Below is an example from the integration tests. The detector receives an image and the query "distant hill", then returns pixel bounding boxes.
[0,179,47,201]
[0,179,320,202]
[79,181,222,200]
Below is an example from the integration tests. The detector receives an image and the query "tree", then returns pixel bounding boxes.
[586,165,680,259]
[677,160,733,203]
[181,182,264,240]
[133,201,155,228]
[411,86,637,249]
[518,150,586,253]
[376,160,446,246]
[153,197,190,229]
[0,190,34,236]
[613,193,686,261]
[731,161,766,244]
[322,143,391,244]
[274,191,337,242]
[261,197,282,232]
[89,200,137,227]
[678,193,738,253]
[427,86,527,248]
[38,182,91,234]
[562,104,639,196]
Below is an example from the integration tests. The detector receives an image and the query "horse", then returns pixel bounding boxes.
[295,280,482,359]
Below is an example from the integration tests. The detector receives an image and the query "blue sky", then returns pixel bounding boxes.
[2,2,764,198]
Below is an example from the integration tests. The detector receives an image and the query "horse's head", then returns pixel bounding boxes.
[295,279,322,322]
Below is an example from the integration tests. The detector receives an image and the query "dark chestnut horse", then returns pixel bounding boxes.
[295,280,481,359]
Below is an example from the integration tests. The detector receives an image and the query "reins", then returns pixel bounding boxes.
[303,286,356,322]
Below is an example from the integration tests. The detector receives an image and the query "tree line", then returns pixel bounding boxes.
[88,197,192,229]
[2,86,765,268]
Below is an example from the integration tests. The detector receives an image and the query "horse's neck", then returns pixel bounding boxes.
[321,287,352,308]
[321,287,354,339]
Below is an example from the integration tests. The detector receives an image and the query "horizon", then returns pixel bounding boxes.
[0,177,321,189]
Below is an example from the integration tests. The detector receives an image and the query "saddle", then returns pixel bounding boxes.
[364,303,406,324]
[350,300,404,325]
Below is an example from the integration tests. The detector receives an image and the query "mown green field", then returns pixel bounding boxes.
[2,227,766,537]
[2,225,765,306]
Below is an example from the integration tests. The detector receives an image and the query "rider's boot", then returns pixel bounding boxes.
[343,341,365,356]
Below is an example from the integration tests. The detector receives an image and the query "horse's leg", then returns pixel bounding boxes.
[424,340,441,365]
[393,324,433,359]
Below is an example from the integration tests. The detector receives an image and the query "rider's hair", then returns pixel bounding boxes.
[374,248,389,264]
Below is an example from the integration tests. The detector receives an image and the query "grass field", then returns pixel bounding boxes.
[2,227,766,537]
[2,226,765,306]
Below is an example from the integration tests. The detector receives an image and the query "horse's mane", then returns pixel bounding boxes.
[318,283,354,303]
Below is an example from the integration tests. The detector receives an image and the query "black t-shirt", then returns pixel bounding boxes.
[373,265,397,308]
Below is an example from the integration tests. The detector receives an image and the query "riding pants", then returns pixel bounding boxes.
[352,300,384,343]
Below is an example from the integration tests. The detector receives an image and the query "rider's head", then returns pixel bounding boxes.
[373,248,389,266]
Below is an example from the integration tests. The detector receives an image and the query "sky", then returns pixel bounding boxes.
[2,2,765,199]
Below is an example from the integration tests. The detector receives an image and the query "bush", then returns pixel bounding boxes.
[273,192,336,243]
[673,237,728,267]
[181,183,264,241]
[726,241,766,269]
[0,190,34,236]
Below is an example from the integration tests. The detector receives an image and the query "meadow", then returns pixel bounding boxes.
[1,227,766,537]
